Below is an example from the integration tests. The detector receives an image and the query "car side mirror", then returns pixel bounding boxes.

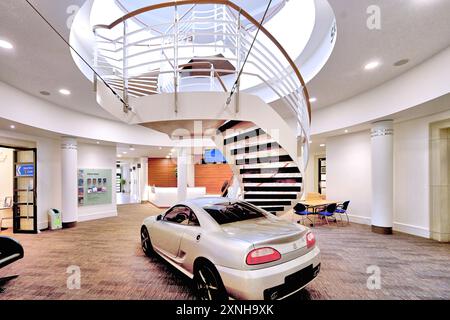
[156,214,162,221]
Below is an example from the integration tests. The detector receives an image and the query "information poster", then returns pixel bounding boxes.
[78,169,112,206]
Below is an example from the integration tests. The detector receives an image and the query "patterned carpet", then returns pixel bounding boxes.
[0,203,449,300]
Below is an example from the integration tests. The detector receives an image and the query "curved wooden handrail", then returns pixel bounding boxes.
[93,0,311,122]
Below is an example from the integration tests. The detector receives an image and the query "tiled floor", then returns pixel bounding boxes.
[0,203,449,300]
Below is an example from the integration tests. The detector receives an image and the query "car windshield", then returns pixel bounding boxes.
[202,201,266,225]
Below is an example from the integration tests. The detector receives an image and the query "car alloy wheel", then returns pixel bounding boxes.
[194,264,227,301]
[140,226,153,257]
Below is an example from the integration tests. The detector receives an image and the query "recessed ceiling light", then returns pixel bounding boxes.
[171,148,176,152]
[96,141,100,144]
[344,129,349,133]
[40,91,50,96]
[130,147,135,151]
[166,155,170,159]
[117,154,122,158]
[364,61,381,71]
[394,59,409,67]
[59,89,71,95]
[10,125,15,129]
[309,97,317,103]
[320,144,326,147]
[159,147,163,150]
[0,39,13,50]
[122,151,127,154]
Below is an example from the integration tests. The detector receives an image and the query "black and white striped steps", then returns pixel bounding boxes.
[220,124,302,215]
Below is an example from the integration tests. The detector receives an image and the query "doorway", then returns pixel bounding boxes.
[0,145,37,234]
[430,121,450,242]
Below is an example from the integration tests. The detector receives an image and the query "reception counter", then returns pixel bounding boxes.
[148,187,207,208]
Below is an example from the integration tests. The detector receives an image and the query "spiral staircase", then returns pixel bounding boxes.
[216,121,303,215]
[83,0,312,215]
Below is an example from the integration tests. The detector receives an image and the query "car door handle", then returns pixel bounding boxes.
[196,234,201,242]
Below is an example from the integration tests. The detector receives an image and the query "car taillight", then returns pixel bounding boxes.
[306,232,316,248]
[246,247,281,265]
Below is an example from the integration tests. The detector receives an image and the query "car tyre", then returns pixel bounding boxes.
[141,226,154,257]
[194,261,228,301]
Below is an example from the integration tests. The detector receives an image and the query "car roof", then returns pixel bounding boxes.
[184,197,235,208]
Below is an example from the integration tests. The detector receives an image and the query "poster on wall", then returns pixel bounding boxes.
[77,169,112,206]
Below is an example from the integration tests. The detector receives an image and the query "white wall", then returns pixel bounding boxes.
[326,131,372,224]
[393,109,450,237]
[325,109,450,238]
[0,148,13,227]
[37,138,62,230]
[77,143,118,222]
[0,148,13,201]
[0,81,174,147]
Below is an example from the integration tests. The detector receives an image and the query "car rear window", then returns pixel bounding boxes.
[203,201,266,225]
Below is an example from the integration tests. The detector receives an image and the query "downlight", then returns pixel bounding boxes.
[0,39,13,50]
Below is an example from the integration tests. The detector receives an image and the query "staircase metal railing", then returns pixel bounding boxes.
[93,0,311,165]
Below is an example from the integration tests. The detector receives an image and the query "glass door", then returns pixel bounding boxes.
[13,148,37,234]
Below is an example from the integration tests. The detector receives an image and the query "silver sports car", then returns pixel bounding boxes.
[140,197,320,300]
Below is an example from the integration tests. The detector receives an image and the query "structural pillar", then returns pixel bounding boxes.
[61,137,78,228]
[139,157,148,202]
[371,120,394,234]
[177,147,188,202]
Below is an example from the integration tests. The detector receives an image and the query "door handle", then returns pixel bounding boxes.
[196,234,201,242]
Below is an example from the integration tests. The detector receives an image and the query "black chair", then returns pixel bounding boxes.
[336,201,350,225]
[293,203,314,226]
[0,236,24,293]
[317,203,338,225]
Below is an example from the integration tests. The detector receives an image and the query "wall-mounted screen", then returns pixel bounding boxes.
[204,149,226,164]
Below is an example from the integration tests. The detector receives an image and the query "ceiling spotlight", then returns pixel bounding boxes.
[166,155,170,159]
[171,148,176,152]
[344,129,349,133]
[117,154,122,158]
[0,39,13,50]
[122,151,127,154]
[364,61,381,71]
[159,147,163,150]
[96,141,100,144]
[10,125,15,129]
[309,97,317,103]
[59,89,71,95]
[320,144,326,147]
[130,147,135,151]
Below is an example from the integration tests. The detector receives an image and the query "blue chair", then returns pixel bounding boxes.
[293,203,314,226]
[335,201,350,225]
[317,203,337,225]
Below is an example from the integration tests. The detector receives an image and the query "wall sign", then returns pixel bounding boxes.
[78,169,112,206]
[16,164,35,177]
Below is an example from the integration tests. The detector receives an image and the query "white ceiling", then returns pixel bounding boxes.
[0,0,450,125]
[308,0,450,109]
[0,0,116,120]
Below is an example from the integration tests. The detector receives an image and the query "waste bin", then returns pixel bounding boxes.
[48,209,62,230]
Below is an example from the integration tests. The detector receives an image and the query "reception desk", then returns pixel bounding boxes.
[148,187,207,208]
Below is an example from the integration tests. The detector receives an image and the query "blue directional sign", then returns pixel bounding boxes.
[16,164,35,177]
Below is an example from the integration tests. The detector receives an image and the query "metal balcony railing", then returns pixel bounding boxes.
[93,0,311,160]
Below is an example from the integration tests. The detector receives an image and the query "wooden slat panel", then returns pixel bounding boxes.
[148,158,177,187]
[195,164,232,195]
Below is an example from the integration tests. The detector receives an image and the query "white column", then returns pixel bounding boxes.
[371,120,394,234]
[139,157,148,202]
[61,137,78,228]
[177,148,188,202]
